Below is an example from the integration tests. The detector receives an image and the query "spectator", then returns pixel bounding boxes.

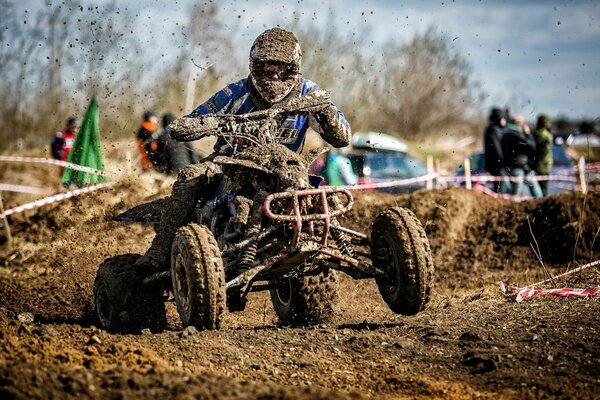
[51,116,80,176]
[500,116,543,197]
[532,114,553,195]
[504,107,512,124]
[51,116,80,161]
[483,108,506,192]
[157,113,201,174]
[136,111,159,171]
[326,148,357,186]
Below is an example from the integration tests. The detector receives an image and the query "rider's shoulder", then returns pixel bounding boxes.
[300,79,320,95]
[227,78,249,95]
[211,79,249,101]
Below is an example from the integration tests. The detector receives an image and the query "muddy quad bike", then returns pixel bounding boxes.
[94,91,434,332]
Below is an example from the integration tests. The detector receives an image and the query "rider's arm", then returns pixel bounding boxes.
[312,105,351,148]
[303,82,351,148]
[185,80,246,118]
[183,80,249,153]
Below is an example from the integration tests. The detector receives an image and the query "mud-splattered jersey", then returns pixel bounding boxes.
[185,78,350,153]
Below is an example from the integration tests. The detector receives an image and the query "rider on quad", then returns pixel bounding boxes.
[134,27,352,276]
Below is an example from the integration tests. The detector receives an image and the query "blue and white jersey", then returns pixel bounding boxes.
[186,78,349,153]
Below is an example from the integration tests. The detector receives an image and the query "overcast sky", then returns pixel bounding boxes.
[14,0,600,120]
[217,0,600,120]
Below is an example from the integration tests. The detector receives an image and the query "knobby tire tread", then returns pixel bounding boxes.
[172,224,225,330]
[95,254,166,333]
[372,207,434,315]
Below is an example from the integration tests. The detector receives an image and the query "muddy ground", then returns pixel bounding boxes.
[0,161,599,399]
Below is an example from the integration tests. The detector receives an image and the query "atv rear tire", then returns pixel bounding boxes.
[371,207,433,315]
[270,270,339,327]
[171,224,226,330]
[94,254,167,333]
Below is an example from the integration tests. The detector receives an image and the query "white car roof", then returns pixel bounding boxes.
[352,132,408,153]
[566,134,600,147]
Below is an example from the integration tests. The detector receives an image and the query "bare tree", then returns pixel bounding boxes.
[373,28,481,137]
[292,22,481,139]
[0,4,481,153]
[152,2,238,116]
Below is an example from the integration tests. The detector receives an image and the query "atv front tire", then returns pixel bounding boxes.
[270,270,339,327]
[94,254,167,333]
[371,207,433,315]
[171,224,226,330]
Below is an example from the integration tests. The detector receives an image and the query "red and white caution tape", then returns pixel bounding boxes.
[498,260,600,302]
[451,174,578,183]
[0,184,52,195]
[498,282,599,302]
[337,173,437,191]
[0,182,112,219]
[0,156,106,176]
[473,184,529,201]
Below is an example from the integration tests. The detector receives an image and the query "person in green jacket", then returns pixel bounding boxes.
[532,114,553,195]
[326,148,357,186]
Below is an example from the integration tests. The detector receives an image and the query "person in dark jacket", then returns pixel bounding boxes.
[155,113,201,174]
[500,116,543,197]
[483,108,506,192]
[532,114,553,195]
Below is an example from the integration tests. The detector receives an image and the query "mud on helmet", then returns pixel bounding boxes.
[249,27,302,104]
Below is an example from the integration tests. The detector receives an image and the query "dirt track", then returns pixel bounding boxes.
[0,168,599,399]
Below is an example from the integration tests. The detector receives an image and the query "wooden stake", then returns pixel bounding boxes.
[464,157,472,190]
[435,158,441,188]
[578,157,587,194]
[426,155,434,190]
[0,192,13,246]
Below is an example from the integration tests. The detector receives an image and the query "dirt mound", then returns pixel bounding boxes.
[0,177,599,399]
[526,195,600,262]
[343,188,600,289]
[1,182,598,323]
[0,174,173,323]
[0,310,353,400]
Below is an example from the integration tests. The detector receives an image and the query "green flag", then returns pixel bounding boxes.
[61,97,107,187]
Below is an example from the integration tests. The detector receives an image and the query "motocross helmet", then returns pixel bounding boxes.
[249,28,302,104]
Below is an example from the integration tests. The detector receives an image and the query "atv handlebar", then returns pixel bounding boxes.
[168,89,332,144]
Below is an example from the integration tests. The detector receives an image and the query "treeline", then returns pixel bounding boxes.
[0,1,235,151]
[0,1,482,152]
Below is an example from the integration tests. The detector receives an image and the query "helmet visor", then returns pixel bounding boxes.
[250,61,300,103]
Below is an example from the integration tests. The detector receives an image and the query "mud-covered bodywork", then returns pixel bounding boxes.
[214,143,314,190]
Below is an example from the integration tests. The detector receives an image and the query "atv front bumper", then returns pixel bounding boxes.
[262,187,354,248]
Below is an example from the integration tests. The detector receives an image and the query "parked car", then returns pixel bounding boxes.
[347,132,429,194]
[566,134,600,147]
[455,144,576,195]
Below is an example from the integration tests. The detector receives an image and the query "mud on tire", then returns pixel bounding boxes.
[94,254,167,333]
[270,269,339,327]
[371,207,434,315]
[171,224,226,330]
